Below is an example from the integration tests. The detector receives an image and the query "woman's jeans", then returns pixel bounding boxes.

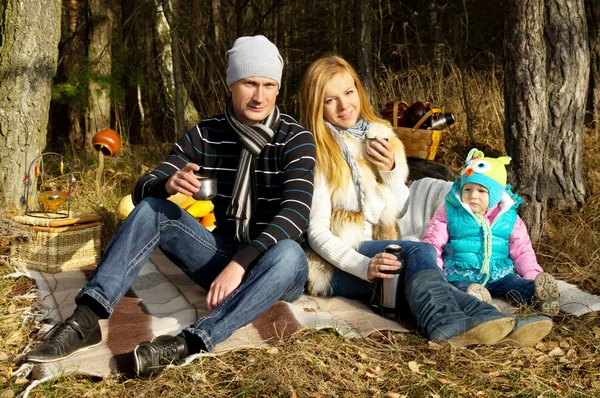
[76,198,308,352]
[450,274,535,303]
[328,240,438,299]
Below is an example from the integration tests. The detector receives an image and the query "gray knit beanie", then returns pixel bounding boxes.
[226,35,283,87]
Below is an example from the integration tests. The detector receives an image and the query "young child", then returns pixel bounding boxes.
[422,149,560,315]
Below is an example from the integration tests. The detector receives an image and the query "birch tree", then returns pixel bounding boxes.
[153,0,199,140]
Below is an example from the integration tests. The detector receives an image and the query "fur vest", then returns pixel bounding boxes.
[306,122,409,296]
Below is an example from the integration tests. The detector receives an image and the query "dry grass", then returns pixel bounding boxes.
[2,62,600,396]
[3,319,600,397]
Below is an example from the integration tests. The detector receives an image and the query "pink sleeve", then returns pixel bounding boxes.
[421,205,449,270]
[509,215,543,280]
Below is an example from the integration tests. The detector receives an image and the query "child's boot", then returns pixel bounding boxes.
[466,283,501,311]
[534,273,560,316]
[466,283,492,302]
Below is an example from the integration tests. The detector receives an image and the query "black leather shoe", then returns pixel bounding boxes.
[134,334,189,377]
[24,317,102,363]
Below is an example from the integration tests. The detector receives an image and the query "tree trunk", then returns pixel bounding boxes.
[355,0,372,97]
[587,0,600,133]
[276,2,287,103]
[62,0,87,149]
[122,0,141,144]
[211,0,221,45]
[544,0,588,210]
[504,0,548,242]
[162,0,186,139]
[427,0,443,70]
[138,1,159,144]
[87,0,113,152]
[0,0,61,210]
[235,0,246,38]
[153,0,199,141]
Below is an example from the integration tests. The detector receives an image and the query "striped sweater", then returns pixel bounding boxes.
[132,113,316,269]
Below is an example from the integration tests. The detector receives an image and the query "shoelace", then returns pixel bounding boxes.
[157,340,184,364]
[42,320,84,342]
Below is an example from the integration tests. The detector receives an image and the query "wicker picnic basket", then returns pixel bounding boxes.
[387,100,444,161]
[10,214,102,273]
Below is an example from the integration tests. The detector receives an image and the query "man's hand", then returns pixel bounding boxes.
[165,163,201,196]
[206,261,246,312]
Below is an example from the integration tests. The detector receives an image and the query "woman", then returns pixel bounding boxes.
[299,54,552,347]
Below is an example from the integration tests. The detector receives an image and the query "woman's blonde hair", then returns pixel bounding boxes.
[299,54,390,192]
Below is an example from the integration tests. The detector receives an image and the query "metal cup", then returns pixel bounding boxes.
[366,137,389,156]
[365,137,389,145]
[192,176,217,200]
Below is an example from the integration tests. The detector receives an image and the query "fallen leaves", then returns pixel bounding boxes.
[548,347,565,357]
[408,361,423,375]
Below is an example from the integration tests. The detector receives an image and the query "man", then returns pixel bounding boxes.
[24,35,316,377]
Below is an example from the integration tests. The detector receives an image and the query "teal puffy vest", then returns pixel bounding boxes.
[443,180,522,285]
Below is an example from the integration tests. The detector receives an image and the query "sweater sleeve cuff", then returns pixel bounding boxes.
[521,270,540,281]
[232,244,263,270]
[379,168,397,184]
[149,177,171,199]
[380,168,408,193]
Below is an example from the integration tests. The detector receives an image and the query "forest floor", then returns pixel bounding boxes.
[1,129,599,397]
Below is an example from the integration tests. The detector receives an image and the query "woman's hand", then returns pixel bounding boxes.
[165,162,201,196]
[367,252,402,281]
[365,137,395,171]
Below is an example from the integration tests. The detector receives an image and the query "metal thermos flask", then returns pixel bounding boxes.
[370,244,406,317]
[380,244,405,310]
[429,112,455,130]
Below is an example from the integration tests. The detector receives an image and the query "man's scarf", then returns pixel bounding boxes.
[225,97,280,242]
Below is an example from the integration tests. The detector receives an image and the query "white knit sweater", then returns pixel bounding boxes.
[307,122,410,283]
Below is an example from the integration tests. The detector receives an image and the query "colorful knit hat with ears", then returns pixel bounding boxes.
[460,148,512,208]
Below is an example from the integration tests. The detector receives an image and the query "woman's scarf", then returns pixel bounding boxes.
[324,119,371,211]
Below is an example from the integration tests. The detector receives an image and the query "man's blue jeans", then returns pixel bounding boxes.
[76,198,308,352]
[451,273,535,304]
[328,240,438,298]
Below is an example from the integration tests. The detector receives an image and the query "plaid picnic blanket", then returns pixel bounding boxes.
[17,249,409,382]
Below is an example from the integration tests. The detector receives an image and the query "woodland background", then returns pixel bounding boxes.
[1,0,599,242]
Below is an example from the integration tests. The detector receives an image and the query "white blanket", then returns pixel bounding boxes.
[399,177,453,241]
